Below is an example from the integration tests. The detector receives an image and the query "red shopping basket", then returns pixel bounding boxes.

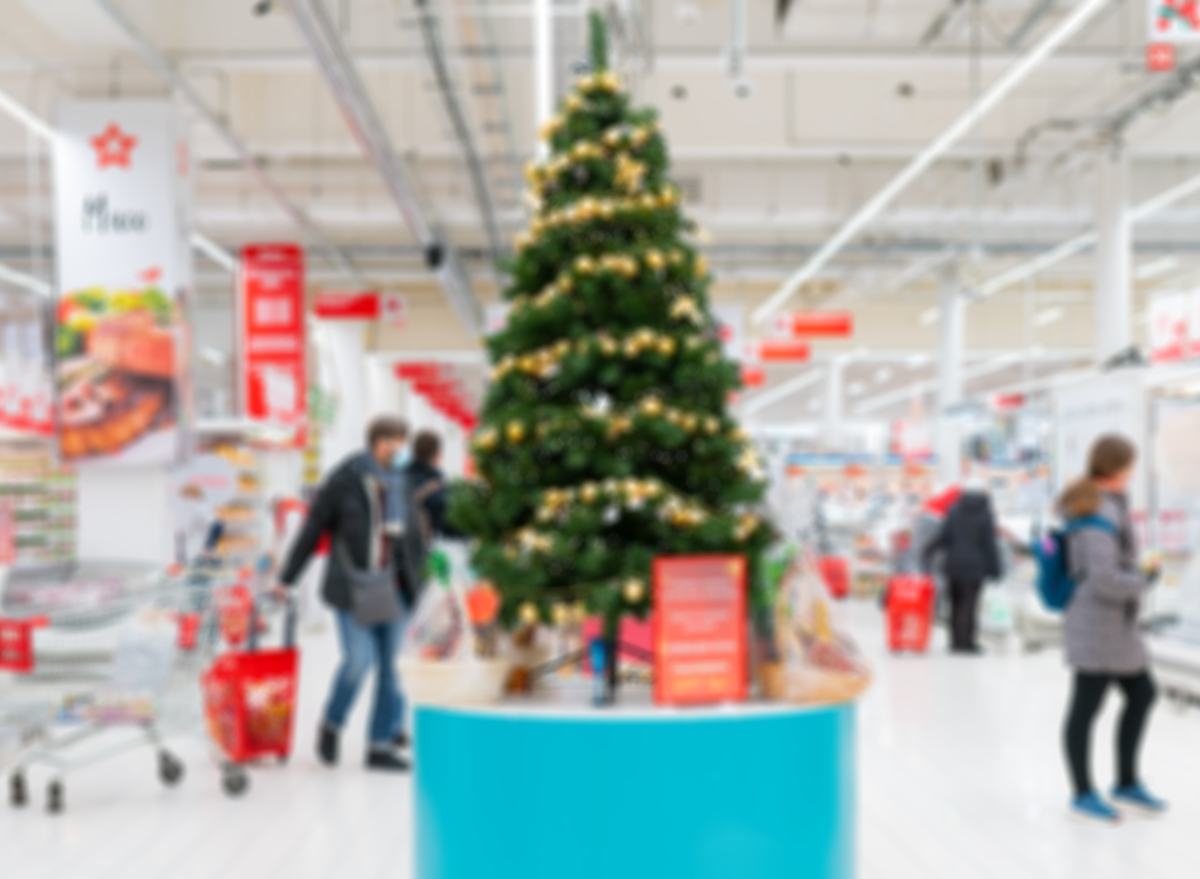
[0,616,48,673]
[203,646,299,764]
[886,575,934,653]
[818,556,851,600]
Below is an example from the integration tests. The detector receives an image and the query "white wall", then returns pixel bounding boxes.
[77,467,175,564]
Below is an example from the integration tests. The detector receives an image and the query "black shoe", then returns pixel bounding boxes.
[317,725,339,766]
[366,750,411,772]
[393,731,410,749]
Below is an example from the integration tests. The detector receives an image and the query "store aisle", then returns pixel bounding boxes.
[2,603,1196,878]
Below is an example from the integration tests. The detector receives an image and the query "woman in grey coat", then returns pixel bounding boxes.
[1059,434,1165,823]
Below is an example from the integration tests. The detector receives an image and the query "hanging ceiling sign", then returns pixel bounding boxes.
[1146,41,1177,71]
[1149,291,1190,364]
[239,244,307,429]
[53,100,192,466]
[753,339,812,363]
[1150,1,1200,42]
[379,292,407,328]
[772,311,854,339]
[313,291,380,320]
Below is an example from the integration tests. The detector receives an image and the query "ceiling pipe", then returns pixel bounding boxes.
[413,0,506,266]
[92,0,365,287]
[285,0,482,336]
[1006,0,1059,50]
[0,261,51,296]
[751,0,1109,327]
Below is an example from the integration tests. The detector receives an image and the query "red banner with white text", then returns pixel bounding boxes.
[239,244,307,430]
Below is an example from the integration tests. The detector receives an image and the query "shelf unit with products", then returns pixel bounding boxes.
[0,442,77,567]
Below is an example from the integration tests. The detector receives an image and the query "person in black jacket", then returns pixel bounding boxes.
[922,485,1002,654]
[402,430,462,586]
[276,417,418,772]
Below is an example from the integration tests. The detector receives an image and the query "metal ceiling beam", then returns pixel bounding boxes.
[285,0,482,337]
[93,0,366,287]
[741,368,827,416]
[1007,0,1059,49]
[752,0,1109,327]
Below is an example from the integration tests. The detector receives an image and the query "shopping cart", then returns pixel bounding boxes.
[0,561,207,813]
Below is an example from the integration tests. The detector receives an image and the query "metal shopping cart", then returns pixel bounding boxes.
[0,561,205,813]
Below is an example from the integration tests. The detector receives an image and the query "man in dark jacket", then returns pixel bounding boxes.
[403,430,462,587]
[922,486,1002,654]
[277,416,418,771]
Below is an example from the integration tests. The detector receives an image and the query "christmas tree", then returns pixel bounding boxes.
[448,13,773,640]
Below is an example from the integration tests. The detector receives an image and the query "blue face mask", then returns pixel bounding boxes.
[392,448,411,470]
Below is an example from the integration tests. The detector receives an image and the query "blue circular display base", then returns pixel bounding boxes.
[415,700,856,879]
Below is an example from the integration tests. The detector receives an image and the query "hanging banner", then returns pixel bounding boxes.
[771,311,853,339]
[1149,291,1190,363]
[313,291,379,320]
[1150,1,1200,42]
[239,244,307,427]
[53,100,192,465]
[653,555,748,706]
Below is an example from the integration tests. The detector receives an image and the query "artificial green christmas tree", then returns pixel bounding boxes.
[449,13,773,645]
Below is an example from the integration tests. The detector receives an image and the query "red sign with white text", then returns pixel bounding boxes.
[240,244,306,426]
[772,311,853,339]
[1146,42,1176,73]
[653,555,748,706]
[755,339,811,363]
[314,291,379,320]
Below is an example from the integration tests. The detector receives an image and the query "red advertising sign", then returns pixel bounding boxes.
[653,555,748,706]
[741,365,766,388]
[755,339,811,363]
[1147,42,1176,72]
[240,244,306,426]
[772,311,853,339]
[1149,292,1189,364]
[313,291,379,320]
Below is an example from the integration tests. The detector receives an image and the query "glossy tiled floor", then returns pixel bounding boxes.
[1,602,1195,878]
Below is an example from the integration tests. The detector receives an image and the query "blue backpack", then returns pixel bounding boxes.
[1034,515,1118,611]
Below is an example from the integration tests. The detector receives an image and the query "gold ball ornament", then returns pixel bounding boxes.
[474,428,499,451]
[622,579,646,603]
[518,602,541,626]
[640,396,664,417]
[705,416,720,435]
[580,482,599,504]
[564,94,583,113]
[552,603,571,626]
[603,128,622,148]
[599,71,621,92]
[644,249,666,272]
[695,255,710,278]
[657,337,677,357]
[505,420,526,444]
[574,254,597,275]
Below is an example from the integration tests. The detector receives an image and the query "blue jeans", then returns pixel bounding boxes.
[323,609,407,749]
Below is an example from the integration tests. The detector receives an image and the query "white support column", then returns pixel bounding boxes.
[823,359,844,452]
[533,0,554,159]
[937,265,965,485]
[1094,144,1131,365]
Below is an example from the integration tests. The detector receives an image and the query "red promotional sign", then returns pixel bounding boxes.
[240,244,306,426]
[313,291,379,320]
[741,365,766,388]
[773,311,853,339]
[1147,42,1176,72]
[653,555,748,706]
[755,339,811,363]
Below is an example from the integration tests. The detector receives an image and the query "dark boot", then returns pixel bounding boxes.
[366,750,410,772]
[317,724,339,767]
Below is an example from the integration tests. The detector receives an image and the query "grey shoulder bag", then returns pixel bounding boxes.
[337,539,402,626]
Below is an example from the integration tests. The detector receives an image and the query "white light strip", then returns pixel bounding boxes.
[752,0,1107,326]
[0,261,51,296]
[741,368,826,416]
[190,232,236,273]
[0,88,53,142]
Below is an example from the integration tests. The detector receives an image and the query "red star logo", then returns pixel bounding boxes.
[90,123,138,170]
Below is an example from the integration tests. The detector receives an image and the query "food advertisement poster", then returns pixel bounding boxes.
[239,244,306,430]
[52,100,192,465]
[653,554,748,706]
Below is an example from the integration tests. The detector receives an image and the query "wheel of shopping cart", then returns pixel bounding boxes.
[46,780,63,814]
[9,773,27,807]
[158,751,185,786]
[222,766,249,797]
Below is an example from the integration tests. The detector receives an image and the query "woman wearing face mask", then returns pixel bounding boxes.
[1059,434,1165,823]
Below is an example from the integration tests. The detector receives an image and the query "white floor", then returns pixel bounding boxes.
[1,602,1195,879]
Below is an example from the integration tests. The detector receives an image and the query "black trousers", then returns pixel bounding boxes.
[947,578,982,651]
[1063,671,1157,798]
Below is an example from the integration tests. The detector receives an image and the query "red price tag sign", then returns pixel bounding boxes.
[239,244,307,429]
[653,555,748,706]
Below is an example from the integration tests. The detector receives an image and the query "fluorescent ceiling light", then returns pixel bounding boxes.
[1034,306,1065,327]
[906,352,932,368]
[1135,257,1178,281]
[750,0,1108,326]
[919,307,940,326]
[875,367,893,383]
[190,232,236,273]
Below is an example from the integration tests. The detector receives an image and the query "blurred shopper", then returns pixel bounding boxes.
[403,429,463,585]
[922,480,1001,654]
[276,417,418,772]
[1059,435,1165,823]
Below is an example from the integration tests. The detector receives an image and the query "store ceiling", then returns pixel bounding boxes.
[0,0,1194,418]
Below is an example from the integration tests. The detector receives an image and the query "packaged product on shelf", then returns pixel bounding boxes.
[760,553,871,705]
